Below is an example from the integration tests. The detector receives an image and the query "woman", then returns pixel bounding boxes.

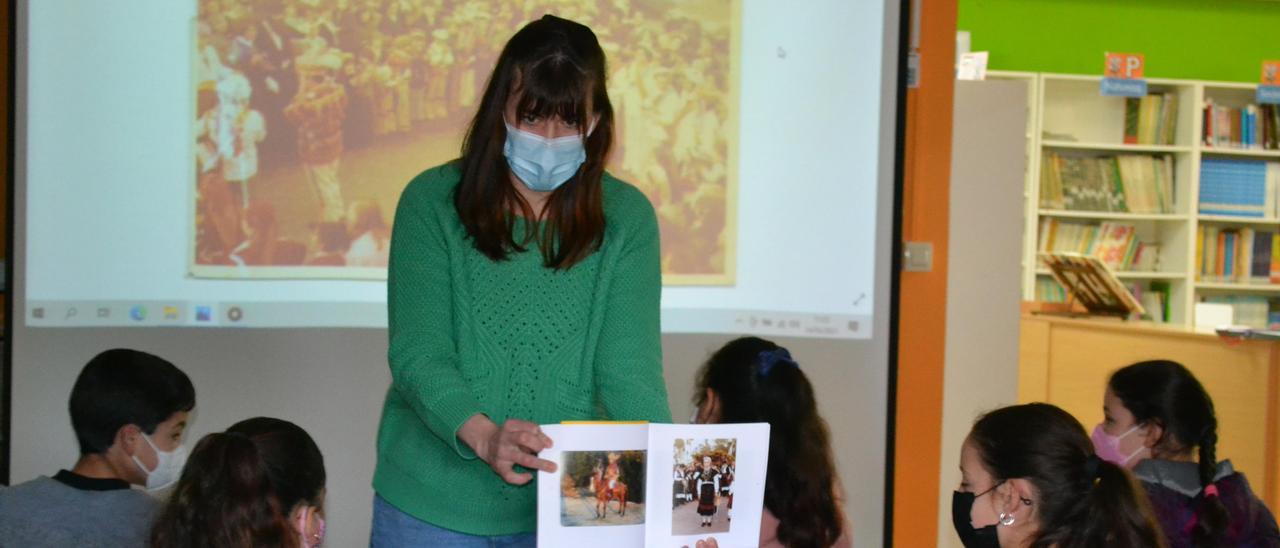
[954,403,1165,548]
[695,455,721,528]
[371,15,671,546]
[691,337,850,548]
[150,417,326,548]
[1100,361,1280,547]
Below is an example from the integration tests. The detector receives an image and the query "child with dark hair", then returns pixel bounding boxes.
[691,336,850,548]
[150,417,327,548]
[954,403,1166,548]
[1101,360,1280,547]
[0,349,196,547]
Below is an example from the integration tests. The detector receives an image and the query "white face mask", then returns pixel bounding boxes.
[131,433,188,492]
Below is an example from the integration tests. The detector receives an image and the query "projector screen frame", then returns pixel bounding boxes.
[881,0,912,544]
[3,0,15,485]
[2,3,913,546]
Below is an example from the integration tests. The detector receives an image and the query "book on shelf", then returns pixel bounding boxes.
[1196,226,1280,283]
[1123,92,1178,146]
[1038,219,1160,272]
[1201,295,1279,329]
[1203,99,1280,150]
[1040,152,1175,213]
[1136,284,1167,322]
[1036,278,1067,303]
[1198,158,1280,217]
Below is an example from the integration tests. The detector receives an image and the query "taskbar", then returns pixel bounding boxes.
[24,301,389,328]
[24,301,872,338]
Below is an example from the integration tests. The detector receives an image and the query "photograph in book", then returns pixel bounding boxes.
[559,450,647,527]
[671,437,737,535]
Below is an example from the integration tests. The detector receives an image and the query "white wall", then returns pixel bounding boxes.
[933,79,1027,547]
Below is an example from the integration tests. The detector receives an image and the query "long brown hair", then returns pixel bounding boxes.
[453,14,614,269]
[150,417,325,548]
[694,337,844,548]
[969,403,1167,548]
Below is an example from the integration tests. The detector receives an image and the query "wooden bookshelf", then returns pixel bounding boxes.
[996,70,1280,327]
[1040,210,1187,221]
[1041,140,1193,154]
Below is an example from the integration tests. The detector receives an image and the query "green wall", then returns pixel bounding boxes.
[958,0,1280,83]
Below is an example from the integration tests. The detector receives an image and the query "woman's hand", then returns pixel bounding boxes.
[459,414,557,485]
[681,538,719,548]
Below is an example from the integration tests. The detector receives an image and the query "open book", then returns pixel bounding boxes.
[537,422,770,548]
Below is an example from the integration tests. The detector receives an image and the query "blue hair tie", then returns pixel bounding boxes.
[756,348,797,378]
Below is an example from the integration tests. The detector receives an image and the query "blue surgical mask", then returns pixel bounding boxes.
[503,121,588,192]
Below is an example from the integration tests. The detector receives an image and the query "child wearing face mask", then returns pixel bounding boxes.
[0,348,196,547]
[150,417,327,548]
[690,336,851,548]
[953,403,1165,548]
[1101,360,1280,547]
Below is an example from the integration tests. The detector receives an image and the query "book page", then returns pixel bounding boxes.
[537,424,650,548]
[644,423,771,548]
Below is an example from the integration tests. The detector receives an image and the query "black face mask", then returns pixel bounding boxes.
[951,490,1001,548]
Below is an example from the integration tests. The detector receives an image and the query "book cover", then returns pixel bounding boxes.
[1124,97,1140,145]
[1203,101,1214,147]
[1149,280,1172,322]
[1195,226,1205,280]
[1224,231,1236,280]
[1217,230,1227,280]
[1139,95,1159,145]
[537,423,770,548]
[1239,229,1254,282]
[1228,108,1239,147]
[1205,226,1219,280]
[1132,242,1159,272]
[1253,231,1273,282]
[1271,230,1280,283]
[1161,92,1178,145]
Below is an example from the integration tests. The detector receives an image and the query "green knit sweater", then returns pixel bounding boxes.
[373,163,672,536]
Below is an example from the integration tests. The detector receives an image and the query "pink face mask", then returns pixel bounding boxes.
[1091,423,1149,468]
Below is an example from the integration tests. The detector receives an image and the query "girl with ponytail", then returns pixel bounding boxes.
[150,417,327,548]
[1103,361,1280,547]
[692,337,851,548]
[953,403,1166,548]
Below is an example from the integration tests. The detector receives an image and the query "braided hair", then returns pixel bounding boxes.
[1109,360,1228,547]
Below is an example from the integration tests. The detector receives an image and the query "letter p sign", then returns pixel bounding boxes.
[1105,52,1145,80]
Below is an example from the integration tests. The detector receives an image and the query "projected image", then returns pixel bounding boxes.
[191,0,739,282]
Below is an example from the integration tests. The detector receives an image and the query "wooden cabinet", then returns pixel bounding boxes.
[1019,315,1279,510]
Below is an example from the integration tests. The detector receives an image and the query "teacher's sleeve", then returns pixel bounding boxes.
[595,196,673,423]
[386,179,483,458]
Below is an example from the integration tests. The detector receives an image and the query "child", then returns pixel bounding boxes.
[691,336,850,547]
[1101,360,1280,547]
[955,403,1165,547]
[0,349,196,547]
[150,417,326,547]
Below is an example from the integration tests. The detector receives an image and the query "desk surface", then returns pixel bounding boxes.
[1022,314,1271,342]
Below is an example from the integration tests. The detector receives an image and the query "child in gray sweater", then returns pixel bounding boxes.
[0,348,195,547]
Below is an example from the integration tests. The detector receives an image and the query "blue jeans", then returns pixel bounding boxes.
[370,495,536,548]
